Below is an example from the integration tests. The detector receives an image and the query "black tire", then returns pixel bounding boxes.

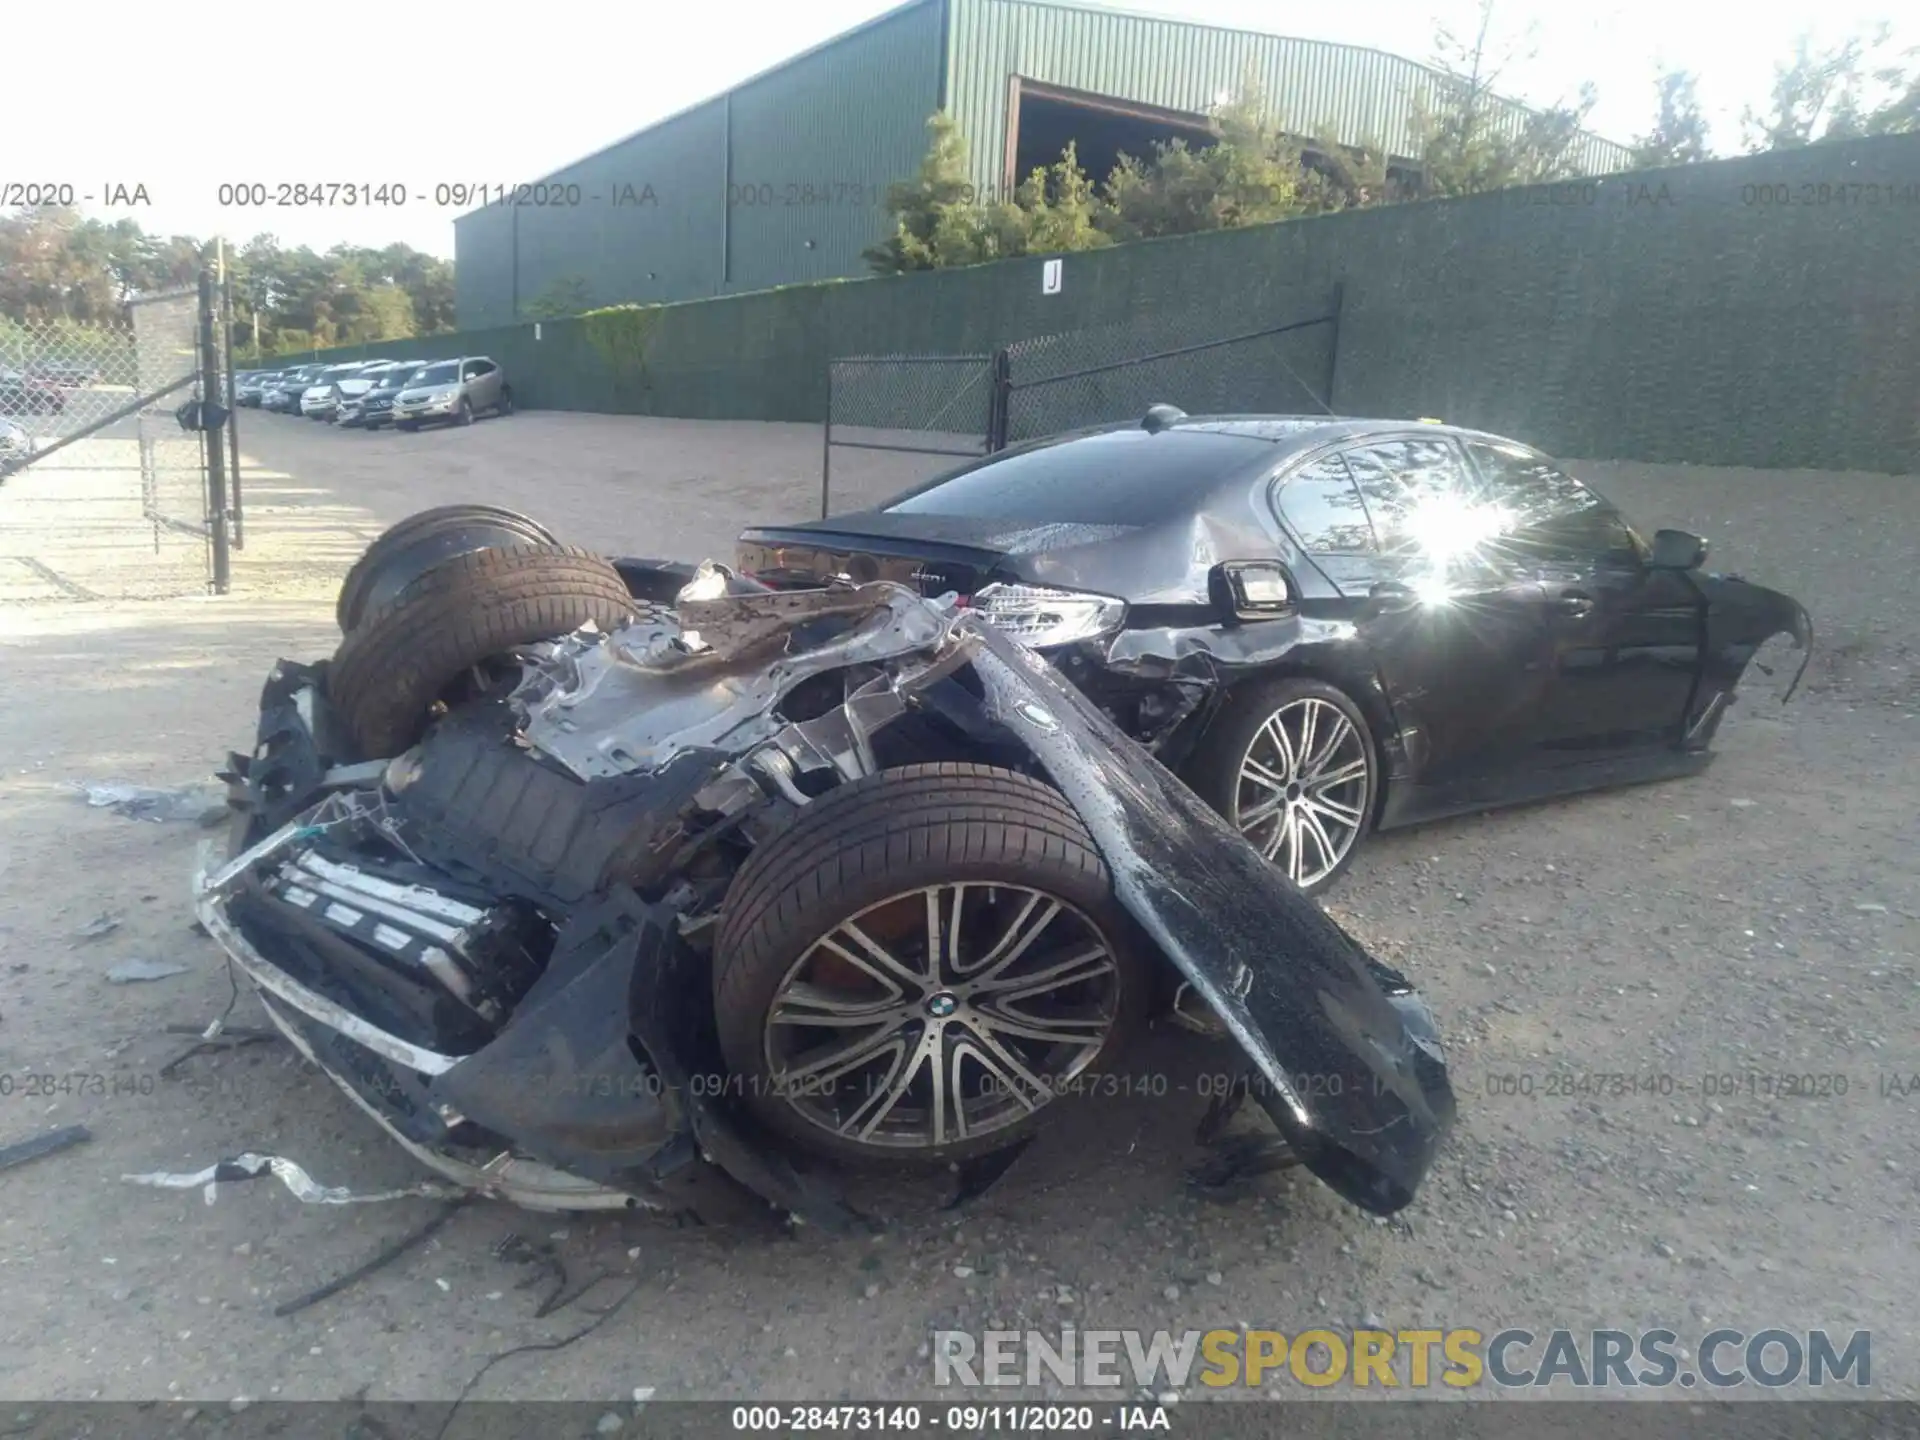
[496,386,513,417]
[712,763,1152,1167]
[335,504,559,633]
[327,542,644,758]
[456,396,474,426]
[397,420,418,432]
[1184,675,1379,895]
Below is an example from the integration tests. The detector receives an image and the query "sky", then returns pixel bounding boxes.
[4,0,1909,259]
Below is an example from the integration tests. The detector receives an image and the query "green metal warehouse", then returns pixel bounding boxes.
[454,0,1634,329]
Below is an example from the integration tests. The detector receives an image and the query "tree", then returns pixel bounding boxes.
[1099,81,1314,241]
[1633,68,1714,166]
[863,113,1000,272]
[1408,0,1600,195]
[1741,28,1888,150]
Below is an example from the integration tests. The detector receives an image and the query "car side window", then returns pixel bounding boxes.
[1465,442,1644,566]
[1274,453,1378,554]
[1339,438,1478,561]
[460,361,477,379]
[470,360,496,377]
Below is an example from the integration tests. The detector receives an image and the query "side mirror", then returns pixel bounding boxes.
[1648,528,1708,570]
[1211,560,1296,621]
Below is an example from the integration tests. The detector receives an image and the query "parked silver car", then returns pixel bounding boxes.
[391,357,511,430]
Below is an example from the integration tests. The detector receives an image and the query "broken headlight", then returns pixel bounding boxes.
[972,582,1125,649]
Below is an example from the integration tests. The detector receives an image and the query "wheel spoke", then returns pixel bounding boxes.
[974,944,1112,1004]
[1260,807,1291,862]
[770,984,915,1029]
[782,1020,910,1084]
[1294,703,1321,776]
[1258,715,1298,777]
[1241,753,1290,793]
[818,920,923,994]
[842,1033,936,1140]
[1284,811,1308,883]
[1303,792,1364,830]
[972,1007,1110,1048]
[1296,806,1340,879]
[925,884,966,983]
[1307,757,1369,791]
[962,893,1064,984]
[1305,711,1353,774]
[1237,794,1285,828]
[951,1021,1051,1111]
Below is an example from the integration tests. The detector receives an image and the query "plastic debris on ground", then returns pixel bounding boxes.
[0,1125,93,1175]
[106,959,192,984]
[73,781,229,826]
[122,1152,466,1206]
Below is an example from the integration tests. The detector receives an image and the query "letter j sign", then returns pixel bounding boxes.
[1042,258,1063,295]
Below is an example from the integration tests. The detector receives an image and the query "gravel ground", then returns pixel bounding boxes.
[0,410,1914,1407]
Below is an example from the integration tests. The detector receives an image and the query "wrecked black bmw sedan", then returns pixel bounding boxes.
[198,509,1455,1226]
[739,412,1815,893]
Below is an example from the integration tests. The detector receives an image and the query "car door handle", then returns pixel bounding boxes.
[1552,590,1595,619]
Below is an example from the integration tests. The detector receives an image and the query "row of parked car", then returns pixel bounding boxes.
[235,357,513,431]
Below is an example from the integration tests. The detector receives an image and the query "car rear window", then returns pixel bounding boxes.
[880,428,1270,527]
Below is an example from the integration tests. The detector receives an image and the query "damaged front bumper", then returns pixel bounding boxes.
[191,577,1455,1223]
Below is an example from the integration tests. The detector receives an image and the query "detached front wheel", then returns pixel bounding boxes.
[713,764,1150,1166]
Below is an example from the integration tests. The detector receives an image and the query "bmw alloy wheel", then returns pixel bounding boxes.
[1230,696,1372,889]
[761,883,1122,1151]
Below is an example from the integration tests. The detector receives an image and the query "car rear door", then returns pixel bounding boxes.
[1462,441,1703,760]
[466,360,500,409]
[1278,436,1556,800]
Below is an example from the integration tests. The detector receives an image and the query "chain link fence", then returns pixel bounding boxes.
[1002,289,1342,445]
[817,289,1343,517]
[819,353,1001,518]
[0,278,234,602]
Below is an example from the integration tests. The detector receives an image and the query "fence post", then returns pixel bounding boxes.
[1324,280,1346,414]
[198,269,232,595]
[820,408,833,520]
[987,348,1012,452]
[220,253,244,550]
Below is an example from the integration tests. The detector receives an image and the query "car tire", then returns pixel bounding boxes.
[496,386,513,416]
[1184,676,1378,895]
[396,420,418,432]
[335,504,560,633]
[712,763,1152,1168]
[456,397,473,426]
[326,542,642,758]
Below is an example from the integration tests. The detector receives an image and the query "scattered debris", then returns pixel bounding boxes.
[0,1124,93,1176]
[73,780,229,826]
[122,1152,465,1206]
[1856,902,1889,914]
[1728,798,1755,809]
[158,1021,280,1077]
[76,912,122,942]
[273,1197,475,1318]
[106,959,191,984]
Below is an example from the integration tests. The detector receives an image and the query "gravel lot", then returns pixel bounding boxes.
[0,408,1915,1407]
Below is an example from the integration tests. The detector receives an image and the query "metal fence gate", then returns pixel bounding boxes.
[0,267,239,601]
[818,353,1004,519]
[819,287,1342,517]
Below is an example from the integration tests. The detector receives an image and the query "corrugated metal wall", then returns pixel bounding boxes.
[453,0,943,329]
[293,133,1920,475]
[945,0,1634,191]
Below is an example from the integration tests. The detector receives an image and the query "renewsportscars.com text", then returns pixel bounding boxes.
[932,1327,1872,1390]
